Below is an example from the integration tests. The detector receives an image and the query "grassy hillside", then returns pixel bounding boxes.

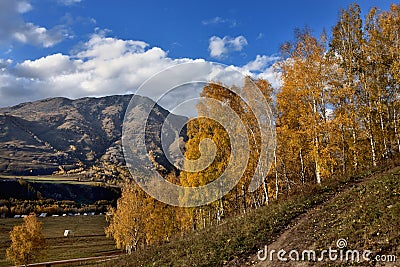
[297,168,400,266]
[102,163,399,267]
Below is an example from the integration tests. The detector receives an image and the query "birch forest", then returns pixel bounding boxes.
[106,3,400,251]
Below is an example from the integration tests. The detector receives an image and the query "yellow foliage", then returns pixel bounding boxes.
[6,213,47,266]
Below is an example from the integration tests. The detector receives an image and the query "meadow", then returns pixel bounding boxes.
[0,215,120,266]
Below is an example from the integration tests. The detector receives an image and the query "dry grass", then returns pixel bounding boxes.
[0,215,119,267]
[103,161,400,266]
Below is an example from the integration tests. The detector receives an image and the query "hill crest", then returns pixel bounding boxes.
[0,95,187,179]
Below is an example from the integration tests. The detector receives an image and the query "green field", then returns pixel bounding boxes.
[0,215,120,266]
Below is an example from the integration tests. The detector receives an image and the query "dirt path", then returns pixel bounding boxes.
[238,169,396,267]
[253,203,327,267]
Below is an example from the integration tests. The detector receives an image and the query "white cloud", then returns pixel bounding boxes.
[0,33,198,108]
[14,53,79,79]
[0,59,12,70]
[77,34,149,60]
[256,33,264,40]
[209,37,226,58]
[202,17,237,27]
[0,0,67,47]
[239,54,281,88]
[0,33,281,117]
[17,1,32,13]
[258,65,282,89]
[242,55,279,72]
[57,0,83,5]
[13,23,66,48]
[208,35,248,58]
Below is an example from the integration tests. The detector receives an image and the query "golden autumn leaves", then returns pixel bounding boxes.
[6,214,47,266]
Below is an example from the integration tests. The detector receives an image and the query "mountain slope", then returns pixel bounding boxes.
[0,95,187,177]
[252,167,400,266]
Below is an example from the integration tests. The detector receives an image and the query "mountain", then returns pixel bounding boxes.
[0,95,188,179]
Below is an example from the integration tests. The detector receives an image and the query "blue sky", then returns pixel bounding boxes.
[0,0,395,110]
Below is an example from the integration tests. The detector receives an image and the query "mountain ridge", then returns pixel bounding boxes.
[0,94,188,180]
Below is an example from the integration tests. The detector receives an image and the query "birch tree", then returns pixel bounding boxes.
[6,214,47,266]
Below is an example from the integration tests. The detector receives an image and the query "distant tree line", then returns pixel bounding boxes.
[0,198,112,217]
